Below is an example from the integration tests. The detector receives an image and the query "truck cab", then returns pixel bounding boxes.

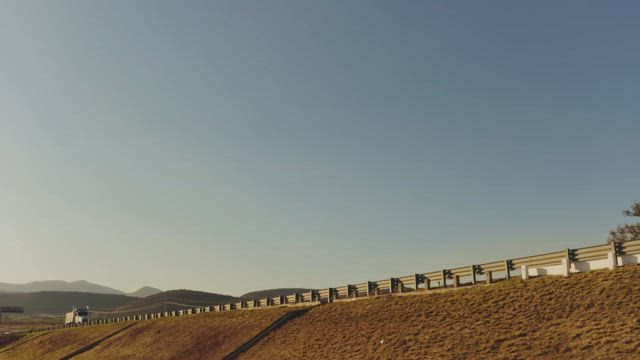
[65,307,91,325]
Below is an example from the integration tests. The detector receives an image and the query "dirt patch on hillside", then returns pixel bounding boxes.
[75,307,296,359]
[241,265,640,359]
[0,334,24,349]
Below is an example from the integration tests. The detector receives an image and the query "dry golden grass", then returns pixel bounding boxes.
[240,265,640,359]
[3,266,639,359]
[0,323,130,360]
[75,307,294,360]
[0,307,296,360]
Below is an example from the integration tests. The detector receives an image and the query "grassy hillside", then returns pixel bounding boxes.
[75,307,294,360]
[0,292,136,314]
[240,265,640,359]
[3,266,639,359]
[109,290,240,314]
[0,314,63,334]
[0,323,131,360]
[242,288,314,299]
[0,307,296,360]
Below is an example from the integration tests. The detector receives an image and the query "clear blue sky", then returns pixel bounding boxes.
[1,1,638,295]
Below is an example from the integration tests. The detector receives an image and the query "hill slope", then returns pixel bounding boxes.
[0,292,136,314]
[240,265,640,359]
[0,307,296,360]
[0,323,132,360]
[110,290,240,314]
[3,266,640,359]
[241,288,314,299]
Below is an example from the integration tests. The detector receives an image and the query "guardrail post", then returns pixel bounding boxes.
[486,271,493,284]
[412,274,421,291]
[308,290,318,302]
[608,242,619,269]
[504,260,511,279]
[521,265,529,280]
[367,281,377,296]
[346,285,355,298]
[562,248,570,277]
[453,275,460,288]
[470,266,477,284]
[330,288,339,303]
[441,270,447,287]
[425,278,431,291]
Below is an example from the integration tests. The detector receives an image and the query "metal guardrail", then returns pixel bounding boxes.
[30,240,640,333]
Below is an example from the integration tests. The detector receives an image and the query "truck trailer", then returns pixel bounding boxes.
[65,307,90,325]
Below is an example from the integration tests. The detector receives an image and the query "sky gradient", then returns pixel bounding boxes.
[1,1,639,295]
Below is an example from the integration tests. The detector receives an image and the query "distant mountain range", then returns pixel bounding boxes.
[0,289,239,315]
[0,280,318,317]
[0,280,162,298]
[0,284,315,316]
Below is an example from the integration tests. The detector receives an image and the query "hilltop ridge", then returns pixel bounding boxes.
[241,288,314,300]
[0,281,161,297]
[111,290,240,314]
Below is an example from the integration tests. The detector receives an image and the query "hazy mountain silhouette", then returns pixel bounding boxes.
[127,286,163,298]
[0,280,161,297]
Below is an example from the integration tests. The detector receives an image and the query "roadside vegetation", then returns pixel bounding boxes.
[609,201,640,243]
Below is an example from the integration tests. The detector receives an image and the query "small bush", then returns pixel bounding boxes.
[608,201,640,244]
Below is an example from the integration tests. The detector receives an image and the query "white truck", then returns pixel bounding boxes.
[65,307,90,325]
